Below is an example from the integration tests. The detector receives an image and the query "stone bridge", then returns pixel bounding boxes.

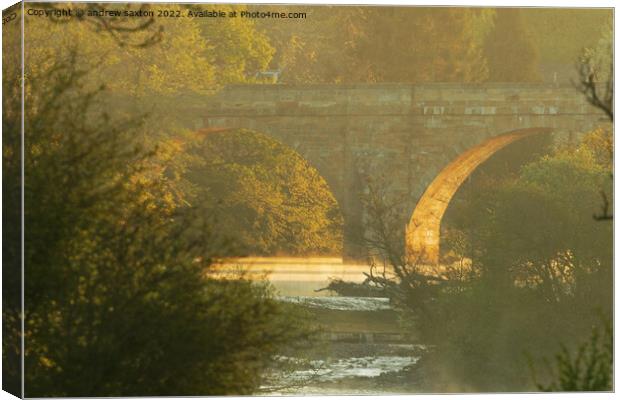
[188,83,607,262]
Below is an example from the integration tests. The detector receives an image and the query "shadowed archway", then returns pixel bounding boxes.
[406,127,554,264]
[194,126,345,257]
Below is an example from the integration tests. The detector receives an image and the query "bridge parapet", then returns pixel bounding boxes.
[201,83,595,119]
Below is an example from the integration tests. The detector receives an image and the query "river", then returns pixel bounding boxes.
[214,257,425,395]
[213,256,369,296]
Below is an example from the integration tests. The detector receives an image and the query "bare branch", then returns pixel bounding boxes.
[575,59,613,122]
[46,3,163,48]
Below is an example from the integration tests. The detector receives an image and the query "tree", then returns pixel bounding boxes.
[484,8,542,82]
[445,137,611,390]
[356,7,491,83]
[185,129,343,256]
[521,8,611,68]
[576,18,613,122]
[47,2,163,48]
[442,134,554,266]
[256,6,369,84]
[532,321,612,391]
[575,21,613,222]
[25,3,273,97]
[194,4,274,84]
[11,53,310,396]
[261,6,492,83]
[354,132,612,392]
[526,25,615,390]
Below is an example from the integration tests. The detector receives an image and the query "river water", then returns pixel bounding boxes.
[214,257,424,395]
[214,256,370,296]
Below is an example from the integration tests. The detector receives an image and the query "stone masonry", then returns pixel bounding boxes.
[193,83,607,260]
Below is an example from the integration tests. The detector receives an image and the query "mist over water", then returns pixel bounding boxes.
[214,257,369,296]
[215,257,426,394]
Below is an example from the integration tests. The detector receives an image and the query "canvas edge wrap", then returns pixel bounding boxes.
[2,1,24,398]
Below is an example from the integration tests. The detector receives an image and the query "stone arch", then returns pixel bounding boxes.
[405,127,554,264]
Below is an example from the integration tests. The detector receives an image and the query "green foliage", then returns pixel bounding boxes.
[194,4,274,84]
[363,132,612,392]
[261,6,611,84]
[442,134,554,264]
[261,7,491,83]
[426,135,612,391]
[533,322,612,391]
[12,55,310,396]
[415,284,554,391]
[486,134,611,292]
[483,9,541,82]
[25,3,273,96]
[355,8,491,83]
[583,19,613,83]
[446,130,612,289]
[186,129,343,256]
[522,8,611,65]
[256,6,369,84]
